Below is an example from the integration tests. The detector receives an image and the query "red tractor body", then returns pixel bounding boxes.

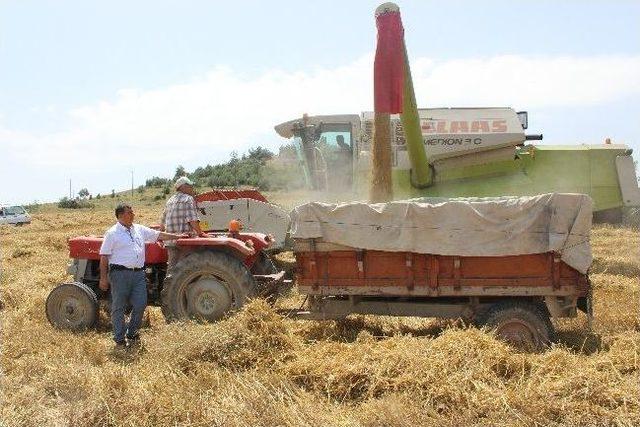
[47,231,283,331]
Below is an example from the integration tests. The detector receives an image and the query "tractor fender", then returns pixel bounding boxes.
[236,232,272,253]
[175,236,255,260]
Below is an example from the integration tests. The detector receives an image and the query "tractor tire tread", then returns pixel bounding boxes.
[161,251,256,322]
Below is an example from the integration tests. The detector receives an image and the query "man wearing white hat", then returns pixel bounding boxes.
[161,176,206,268]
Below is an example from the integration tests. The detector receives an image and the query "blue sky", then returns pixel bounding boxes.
[1,0,639,204]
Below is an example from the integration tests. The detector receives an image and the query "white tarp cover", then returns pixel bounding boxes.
[290,193,593,273]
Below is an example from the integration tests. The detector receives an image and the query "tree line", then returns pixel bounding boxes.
[58,145,304,208]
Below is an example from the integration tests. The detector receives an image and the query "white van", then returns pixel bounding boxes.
[0,205,32,226]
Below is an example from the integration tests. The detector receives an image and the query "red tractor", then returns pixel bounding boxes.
[45,226,284,331]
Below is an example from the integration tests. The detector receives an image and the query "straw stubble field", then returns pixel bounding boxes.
[1,203,639,426]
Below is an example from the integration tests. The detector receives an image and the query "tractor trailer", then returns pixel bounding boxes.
[290,193,594,351]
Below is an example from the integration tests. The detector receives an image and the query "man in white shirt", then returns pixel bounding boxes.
[99,203,186,349]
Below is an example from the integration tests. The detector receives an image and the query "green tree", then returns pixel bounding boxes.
[58,197,93,209]
[78,188,89,199]
[246,146,274,164]
[145,177,171,187]
[174,165,186,180]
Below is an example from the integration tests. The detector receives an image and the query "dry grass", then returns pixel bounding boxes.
[1,204,639,426]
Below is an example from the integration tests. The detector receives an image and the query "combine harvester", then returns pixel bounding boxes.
[274,11,640,222]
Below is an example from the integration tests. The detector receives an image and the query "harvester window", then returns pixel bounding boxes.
[318,131,352,152]
[317,130,353,191]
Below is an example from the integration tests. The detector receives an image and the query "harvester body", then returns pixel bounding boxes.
[274,108,640,217]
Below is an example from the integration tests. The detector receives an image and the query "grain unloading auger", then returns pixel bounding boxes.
[275,3,640,220]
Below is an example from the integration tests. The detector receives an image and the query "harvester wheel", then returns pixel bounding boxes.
[593,208,623,224]
[45,282,98,331]
[477,301,554,352]
[161,251,256,322]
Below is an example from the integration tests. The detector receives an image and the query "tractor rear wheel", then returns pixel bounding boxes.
[45,282,98,331]
[477,301,554,352]
[161,251,256,322]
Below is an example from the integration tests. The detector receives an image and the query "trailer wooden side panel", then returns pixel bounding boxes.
[295,249,589,297]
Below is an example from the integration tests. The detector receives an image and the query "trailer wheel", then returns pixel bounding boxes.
[161,251,256,322]
[45,282,98,331]
[477,301,554,352]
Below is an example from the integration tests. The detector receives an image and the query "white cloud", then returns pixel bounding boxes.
[3,56,375,170]
[2,53,639,171]
[412,55,640,108]
[5,55,640,170]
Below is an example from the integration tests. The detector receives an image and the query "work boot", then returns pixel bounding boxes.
[112,341,127,356]
[126,335,143,350]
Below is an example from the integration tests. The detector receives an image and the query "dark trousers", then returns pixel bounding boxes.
[108,269,147,343]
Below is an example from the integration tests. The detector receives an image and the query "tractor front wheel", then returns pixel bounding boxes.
[45,282,98,331]
[161,251,256,322]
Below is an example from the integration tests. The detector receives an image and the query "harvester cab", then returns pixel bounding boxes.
[276,114,359,193]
